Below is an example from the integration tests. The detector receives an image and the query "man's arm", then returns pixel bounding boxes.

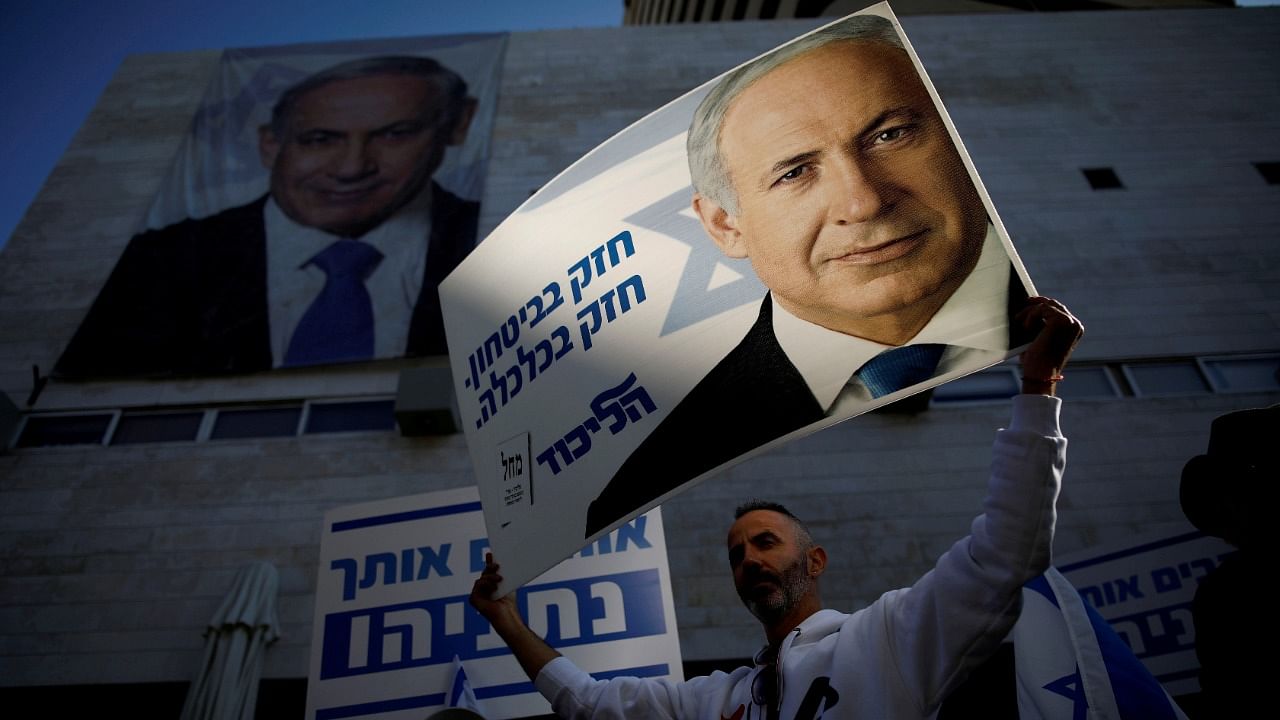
[468,553,561,682]
[879,296,1083,713]
[469,554,717,719]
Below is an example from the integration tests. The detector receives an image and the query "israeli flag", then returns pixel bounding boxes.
[447,654,482,713]
[1012,568,1188,720]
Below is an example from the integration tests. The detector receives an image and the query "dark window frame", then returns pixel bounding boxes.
[1082,167,1124,190]
[209,404,304,441]
[108,409,207,446]
[302,398,397,435]
[1252,161,1280,185]
[13,410,119,449]
[1199,353,1280,394]
[1122,360,1211,398]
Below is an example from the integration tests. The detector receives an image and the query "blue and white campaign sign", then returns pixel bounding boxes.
[304,487,683,720]
[439,1,1037,593]
[1056,528,1235,698]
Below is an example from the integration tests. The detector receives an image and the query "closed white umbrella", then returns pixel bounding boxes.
[180,561,281,720]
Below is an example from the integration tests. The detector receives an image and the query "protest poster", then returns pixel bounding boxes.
[305,486,683,719]
[439,2,1036,592]
[56,32,506,378]
[1057,528,1235,697]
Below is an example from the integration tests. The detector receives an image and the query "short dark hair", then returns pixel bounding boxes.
[734,499,814,549]
[269,55,470,138]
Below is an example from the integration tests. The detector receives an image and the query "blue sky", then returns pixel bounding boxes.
[0,0,622,251]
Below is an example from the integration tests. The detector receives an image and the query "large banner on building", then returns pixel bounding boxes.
[440,2,1037,592]
[305,487,683,720]
[1057,528,1235,698]
[56,32,505,379]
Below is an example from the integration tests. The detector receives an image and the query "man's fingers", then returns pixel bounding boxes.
[482,552,501,576]
[1015,296,1070,329]
[472,553,503,591]
[472,552,513,604]
[1018,297,1084,376]
[1018,298,1083,338]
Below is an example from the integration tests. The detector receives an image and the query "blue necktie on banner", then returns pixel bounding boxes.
[448,654,481,713]
[284,239,383,367]
[1012,568,1189,720]
[855,343,947,399]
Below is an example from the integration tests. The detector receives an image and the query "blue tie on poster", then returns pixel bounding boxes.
[855,344,948,399]
[285,240,383,366]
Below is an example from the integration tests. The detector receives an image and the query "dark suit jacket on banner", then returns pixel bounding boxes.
[55,183,478,378]
[584,273,1031,538]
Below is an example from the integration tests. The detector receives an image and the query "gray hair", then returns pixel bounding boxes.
[687,14,904,215]
[734,499,814,551]
[270,55,469,137]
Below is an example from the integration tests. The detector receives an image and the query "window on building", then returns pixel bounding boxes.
[1123,361,1210,397]
[16,413,114,448]
[304,399,397,435]
[1082,167,1124,190]
[1054,366,1120,400]
[1253,161,1280,185]
[8,350,1272,449]
[210,406,303,440]
[1202,354,1280,393]
[110,411,204,445]
[932,367,1020,404]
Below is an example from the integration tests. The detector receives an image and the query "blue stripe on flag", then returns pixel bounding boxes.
[1025,574,1060,608]
[1080,591,1180,720]
[450,660,468,706]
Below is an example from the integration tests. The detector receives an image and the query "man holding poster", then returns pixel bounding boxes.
[474,298,1082,720]
[586,15,1031,537]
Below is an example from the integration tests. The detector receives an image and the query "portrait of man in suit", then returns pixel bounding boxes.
[56,54,482,378]
[585,14,1031,537]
